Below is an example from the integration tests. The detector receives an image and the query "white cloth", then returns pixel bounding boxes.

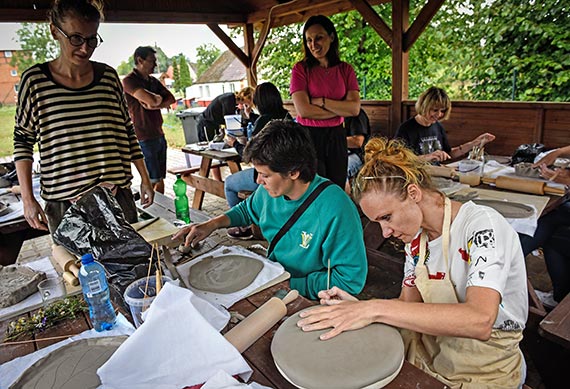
[202,370,271,389]
[0,314,135,388]
[176,245,285,308]
[403,201,528,331]
[97,283,251,389]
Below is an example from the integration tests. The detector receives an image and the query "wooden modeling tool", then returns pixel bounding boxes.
[143,244,155,300]
[327,258,331,290]
[155,244,163,294]
[225,289,299,353]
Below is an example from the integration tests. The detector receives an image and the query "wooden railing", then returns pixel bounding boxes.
[284,100,570,156]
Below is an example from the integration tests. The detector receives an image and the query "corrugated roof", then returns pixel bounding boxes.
[194,50,245,84]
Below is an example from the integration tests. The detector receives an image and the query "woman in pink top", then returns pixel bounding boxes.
[290,15,361,187]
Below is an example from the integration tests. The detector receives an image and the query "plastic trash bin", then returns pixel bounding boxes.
[176,107,206,166]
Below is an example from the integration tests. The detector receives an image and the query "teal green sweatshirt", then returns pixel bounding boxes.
[225,175,367,299]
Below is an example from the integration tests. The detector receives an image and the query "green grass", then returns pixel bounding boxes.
[0,105,16,158]
[0,105,186,159]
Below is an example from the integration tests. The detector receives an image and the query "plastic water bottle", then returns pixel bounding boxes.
[173,174,190,224]
[78,254,116,331]
[247,122,254,140]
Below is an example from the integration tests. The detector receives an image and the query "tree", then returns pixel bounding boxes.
[195,43,221,78]
[172,57,180,92]
[178,55,192,93]
[116,58,133,75]
[10,23,59,73]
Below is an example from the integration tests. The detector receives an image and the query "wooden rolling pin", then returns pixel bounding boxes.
[51,244,80,286]
[482,175,566,196]
[224,290,299,353]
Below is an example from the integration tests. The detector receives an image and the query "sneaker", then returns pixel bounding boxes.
[534,290,559,310]
[227,226,253,240]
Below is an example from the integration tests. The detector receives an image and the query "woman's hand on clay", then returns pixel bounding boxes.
[538,164,570,185]
[422,150,450,163]
[318,286,359,305]
[297,300,374,340]
[533,149,562,168]
[173,221,216,248]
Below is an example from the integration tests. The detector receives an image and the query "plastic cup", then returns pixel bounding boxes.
[124,275,172,328]
[458,159,483,186]
[37,277,66,305]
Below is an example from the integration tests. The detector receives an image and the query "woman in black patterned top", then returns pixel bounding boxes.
[13,0,154,234]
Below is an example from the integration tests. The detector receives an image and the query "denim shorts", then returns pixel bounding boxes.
[139,136,167,182]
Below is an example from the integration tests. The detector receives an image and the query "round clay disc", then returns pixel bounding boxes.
[10,336,127,389]
[271,308,404,389]
[187,254,264,294]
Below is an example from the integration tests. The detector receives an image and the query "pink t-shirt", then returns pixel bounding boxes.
[290,61,359,128]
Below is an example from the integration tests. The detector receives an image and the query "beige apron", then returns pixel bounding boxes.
[402,197,524,388]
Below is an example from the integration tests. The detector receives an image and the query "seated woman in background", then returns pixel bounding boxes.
[395,86,495,163]
[224,82,292,240]
[519,147,570,306]
[297,137,528,387]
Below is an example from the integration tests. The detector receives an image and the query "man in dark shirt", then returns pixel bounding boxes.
[344,109,370,193]
[123,46,175,193]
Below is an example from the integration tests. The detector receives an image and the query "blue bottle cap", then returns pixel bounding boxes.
[81,253,95,265]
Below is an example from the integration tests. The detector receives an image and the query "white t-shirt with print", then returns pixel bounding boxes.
[403,201,528,331]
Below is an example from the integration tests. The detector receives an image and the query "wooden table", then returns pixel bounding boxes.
[0,281,445,389]
[539,293,570,349]
[178,145,242,210]
[229,281,446,388]
[0,190,48,266]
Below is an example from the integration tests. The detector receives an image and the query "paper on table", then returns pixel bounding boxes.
[98,283,251,389]
[176,245,285,308]
[0,314,135,389]
[202,370,271,389]
[0,257,70,321]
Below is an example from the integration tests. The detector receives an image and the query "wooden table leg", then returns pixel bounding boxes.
[191,156,213,210]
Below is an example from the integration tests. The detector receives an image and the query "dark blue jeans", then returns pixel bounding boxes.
[519,200,570,302]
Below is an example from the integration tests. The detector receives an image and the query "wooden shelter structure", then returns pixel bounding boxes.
[1,0,569,151]
[0,0,447,133]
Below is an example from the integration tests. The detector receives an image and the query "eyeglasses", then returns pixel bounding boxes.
[352,175,407,193]
[55,25,103,49]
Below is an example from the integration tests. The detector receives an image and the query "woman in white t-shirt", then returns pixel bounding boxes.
[297,137,528,388]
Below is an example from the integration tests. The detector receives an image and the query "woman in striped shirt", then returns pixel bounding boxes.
[14,0,154,234]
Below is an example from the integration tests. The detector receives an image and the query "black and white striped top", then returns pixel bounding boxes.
[14,61,143,201]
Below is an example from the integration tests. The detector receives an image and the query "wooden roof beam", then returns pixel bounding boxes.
[207,23,250,67]
[350,0,392,48]
[403,0,445,52]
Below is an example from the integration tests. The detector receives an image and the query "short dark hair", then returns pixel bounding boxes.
[133,46,156,65]
[243,120,317,182]
[253,82,288,118]
[48,0,104,25]
[302,15,340,68]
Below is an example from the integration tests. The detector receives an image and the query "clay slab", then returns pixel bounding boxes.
[472,199,534,218]
[271,308,405,389]
[188,254,264,294]
[0,265,46,308]
[10,336,127,389]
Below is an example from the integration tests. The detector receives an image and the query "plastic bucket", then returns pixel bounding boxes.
[124,275,172,328]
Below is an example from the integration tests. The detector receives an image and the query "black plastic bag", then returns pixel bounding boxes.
[511,143,545,166]
[53,186,152,318]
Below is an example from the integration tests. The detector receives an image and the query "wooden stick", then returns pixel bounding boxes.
[1,334,77,346]
[327,258,331,290]
[143,244,155,299]
[155,243,162,294]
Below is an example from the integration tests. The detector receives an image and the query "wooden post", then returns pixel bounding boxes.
[391,0,409,137]
[244,23,257,87]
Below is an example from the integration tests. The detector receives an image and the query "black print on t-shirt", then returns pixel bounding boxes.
[473,229,495,249]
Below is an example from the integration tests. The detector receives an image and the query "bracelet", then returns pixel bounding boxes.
[320,97,326,109]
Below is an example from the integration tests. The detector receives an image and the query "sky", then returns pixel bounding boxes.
[0,22,239,68]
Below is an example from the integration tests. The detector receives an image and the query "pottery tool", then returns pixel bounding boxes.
[155,244,162,294]
[51,244,80,286]
[327,258,331,290]
[143,245,155,299]
[224,289,299,353]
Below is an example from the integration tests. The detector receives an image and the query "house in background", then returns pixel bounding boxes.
[0,50,22,106]
[186,50,248,107]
